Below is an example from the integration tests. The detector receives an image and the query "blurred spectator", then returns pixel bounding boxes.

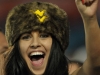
[0,28,8,54]
[0,28,8,75]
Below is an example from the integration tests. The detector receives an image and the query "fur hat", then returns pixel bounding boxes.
[5,1,69,51]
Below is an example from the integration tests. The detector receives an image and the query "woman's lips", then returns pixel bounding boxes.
[29,51,45,67]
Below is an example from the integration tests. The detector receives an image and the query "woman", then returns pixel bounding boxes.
[5,1,69,75]
[4,0,100,75]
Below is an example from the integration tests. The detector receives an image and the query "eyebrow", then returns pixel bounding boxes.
[1,46,9,54]
[3,46,8,49]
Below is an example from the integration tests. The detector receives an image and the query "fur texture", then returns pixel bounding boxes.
[5,1,69,51]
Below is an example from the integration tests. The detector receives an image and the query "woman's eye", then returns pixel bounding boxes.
[21,34,31,40]
[40,33,49,38]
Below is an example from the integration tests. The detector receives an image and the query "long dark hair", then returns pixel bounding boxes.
[4,41,32,75]
[5,37,68,75]
[43,37,68,75]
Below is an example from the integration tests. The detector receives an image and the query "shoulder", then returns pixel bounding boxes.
[70,67,82,75]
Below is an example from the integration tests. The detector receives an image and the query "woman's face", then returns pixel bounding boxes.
[19,31,52,75]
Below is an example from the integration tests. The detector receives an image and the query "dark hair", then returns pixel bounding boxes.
[4,41,32,75]
[0,27,5,33]
[43,36,68,75]
[5,37,68,75]
[0,27,3,32]
[0,28,2,32]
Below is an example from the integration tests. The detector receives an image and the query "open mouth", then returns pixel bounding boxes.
[29,52,45,66]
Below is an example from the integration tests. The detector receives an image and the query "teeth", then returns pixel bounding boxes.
[30,52,43,56]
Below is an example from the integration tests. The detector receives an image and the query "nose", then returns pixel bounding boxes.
[30,37,41,49]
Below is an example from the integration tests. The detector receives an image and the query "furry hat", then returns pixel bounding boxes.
[5,1,69,51]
